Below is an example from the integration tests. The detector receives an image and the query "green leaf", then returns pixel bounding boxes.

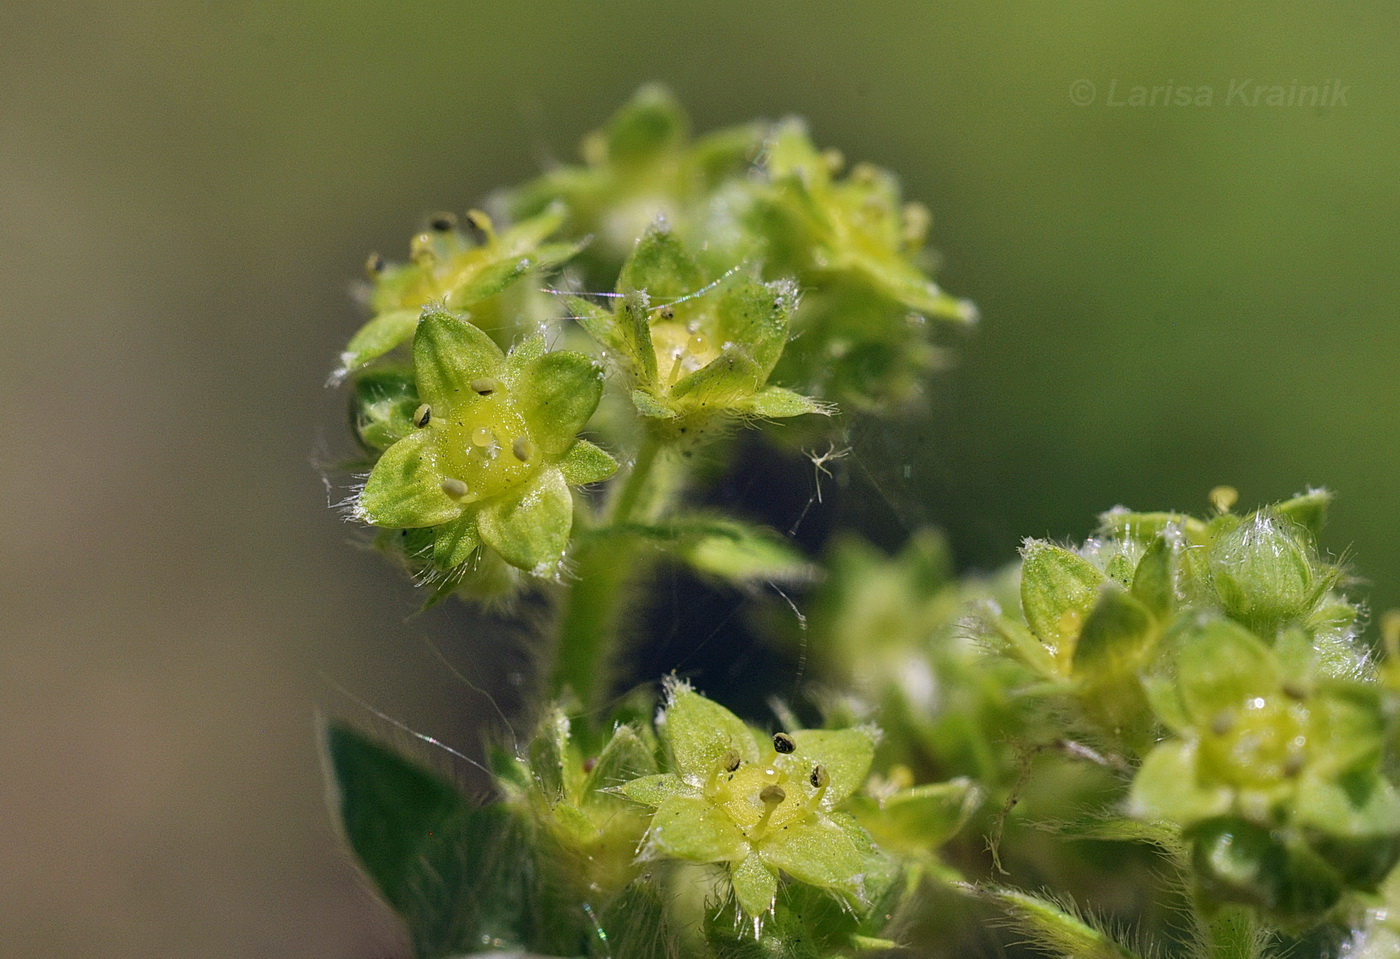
[359,431,462,528]
[663,682,759,779]
[559,440,619,486]
[618,223,703,299]
[732,385,830,419]
[1072,586,1155,677]
[513,350,604,456]
[1020,541,1108,658]
[733,853,778,917]
[339,308,419,376]
[476,467,574,572]
[674,518,816,585]
[322,722,533,956]
[647,794,746,862]
[413,309,507,412]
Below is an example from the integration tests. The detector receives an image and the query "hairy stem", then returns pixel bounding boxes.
[552,429,675,721]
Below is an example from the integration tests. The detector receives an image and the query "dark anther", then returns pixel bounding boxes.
[772,732,796,754]
[430,213,457,232]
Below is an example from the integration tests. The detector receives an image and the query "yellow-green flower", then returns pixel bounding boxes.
[619,681,884,924]
[332,206,579,382]
[568,225,827,439]
[354,308,617,578]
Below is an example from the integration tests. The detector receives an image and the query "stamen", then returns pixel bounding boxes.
[441,477,469,499]
[512,438,538,463]
[470,377,502,396]
[772,732,796,754]
[413,404,432,428]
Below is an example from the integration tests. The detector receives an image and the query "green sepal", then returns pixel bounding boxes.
[618,223,703,299]
[583,725,659,806]
[431,513,480,570]
[620,290,659,384]
[568,296,632,365]
[849,778,980,853]
[757,813,872,906]
[445,239,582,309]
[476,467,574,572]
[1072,586,1155,678]
[632,388,678,419]
[559,439,620,486]
[322,722,533,955]
[710,279,796,376]
[1129,534,1175,617]
[670,350,765,407]
[1129,740,1232,825]
[603,83,689,168]
[350,367,419,452]
[647,794,746,861]
[339,308,419,377]
[513,350,605,456]
[974,887,1144,959]
[619,773,686,808]
[413,308,506,412]
[1173,617,1278,725]
[1274,488,1332,540]
[733,852,778,917]
[359,430,461,528]
[1295,768,1400,840]
[1020,540,1108,661]
[662,681,760,779]
[1306,682,1387,775]
[1189,817,1343,919]
[528,707,571,802]
[781,728,876,807]
[732,386,831,419]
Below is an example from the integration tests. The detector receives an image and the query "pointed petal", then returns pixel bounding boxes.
[476,467,573,572]
[358,431,462,528]
[413,308,507,411]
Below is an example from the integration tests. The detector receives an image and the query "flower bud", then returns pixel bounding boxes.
[1209,512,1318,632]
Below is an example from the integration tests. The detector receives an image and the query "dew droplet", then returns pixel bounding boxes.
[472,427,494,447]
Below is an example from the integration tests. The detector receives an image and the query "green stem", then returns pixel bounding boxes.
[552,429,672,722]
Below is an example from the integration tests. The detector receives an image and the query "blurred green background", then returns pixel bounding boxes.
[3,2,1397,956]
